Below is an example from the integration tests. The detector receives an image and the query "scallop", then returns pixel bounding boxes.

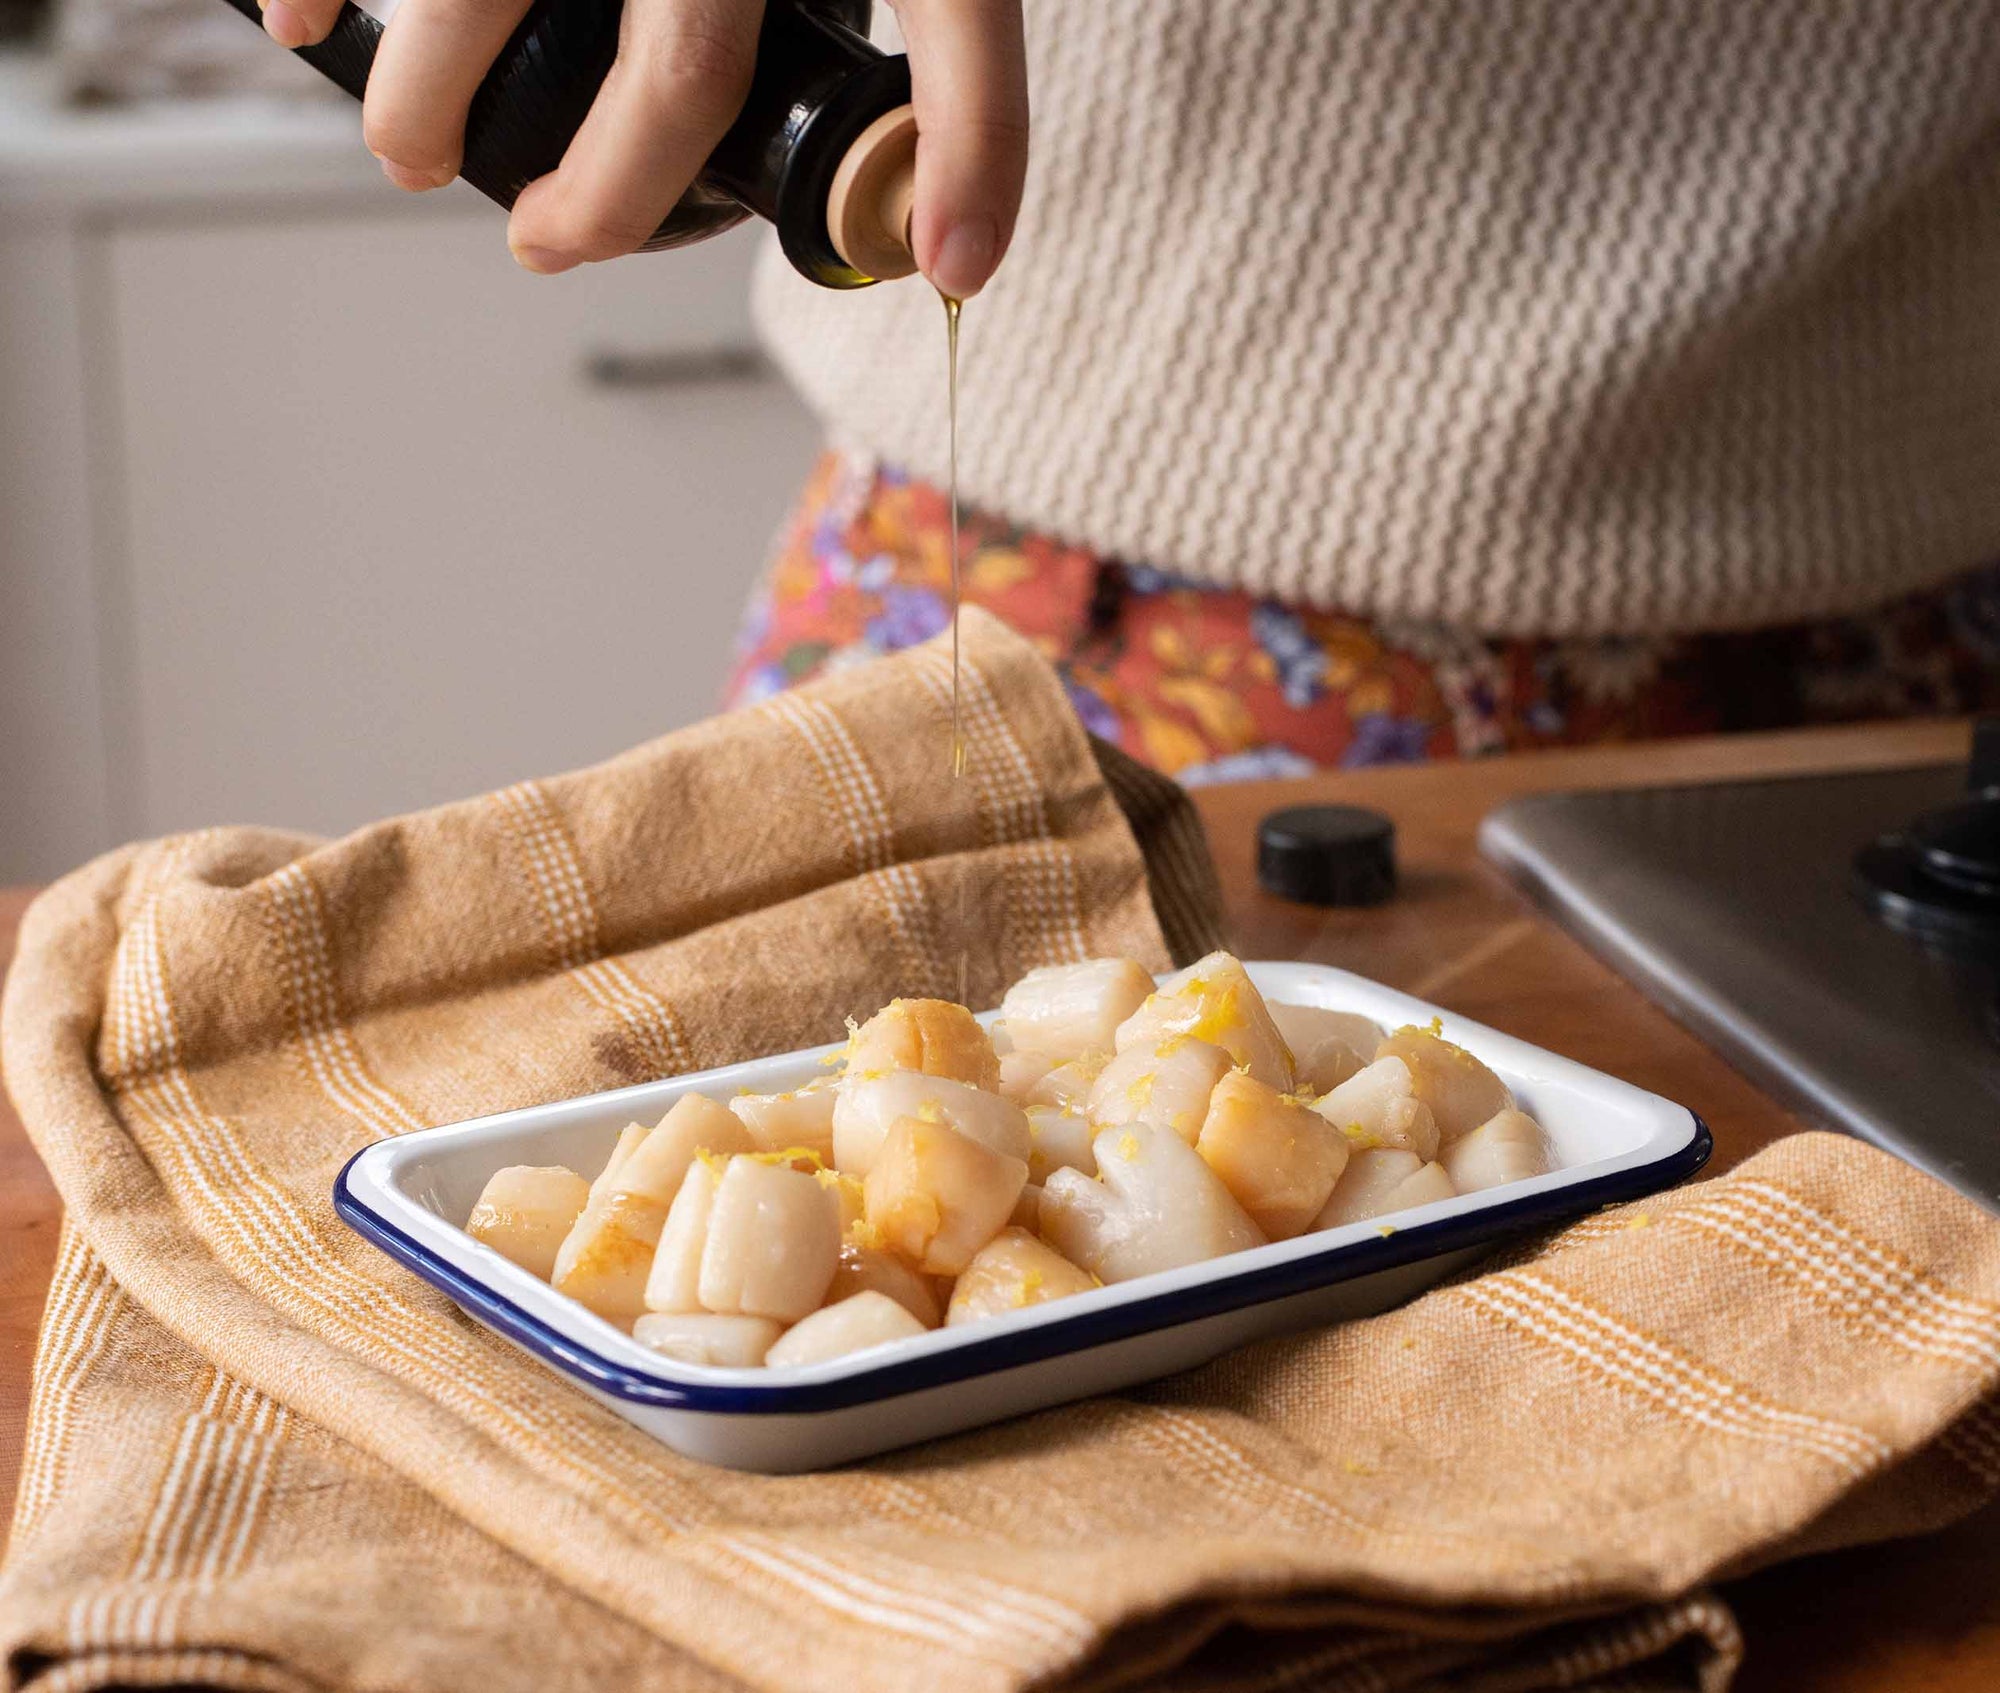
[1195,1070,1350,1240]
[1009,1181,1043,1231]
[998,959,1155,1061]
[947,1229,1097,1325]
[826,1242,944,1328]
[862,1117,1028,1276]
[550,1190,657,1321]
[642,1156,723,1314]
[586,1123,649,1208]
[817,1166,867,1234]
[465,1165,590,1281]
[1086,1038,1233,1143]
[1313,1149,1457,1229]
[1375,1026,1513,1144]
[1023,1051,1111,1114]
[1267,1003,1381,1095]
[998,1048,1061,1102]
[1040,1124,1265,1284]
[765,1291,929,1369]
[606,1094,753,1209]
[844,998,999,1091]
[1025,1105,1098,1183]
[1440,1108,1553,1194]
[697,1158,842,1324]
[1112,951,1294,1089]
[1310,1057,1441,1160]
[631,1312,783,1368]
[833,1070,1031,1176]
[729,1081,838,1164]
[551,1095,752,1322]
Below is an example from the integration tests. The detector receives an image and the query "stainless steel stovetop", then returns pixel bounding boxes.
[1481,739,2000,1210]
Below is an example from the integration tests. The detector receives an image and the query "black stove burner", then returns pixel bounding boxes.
[1853,718,2000,957]
[1908,790,2000,899]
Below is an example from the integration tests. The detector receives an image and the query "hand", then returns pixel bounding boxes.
[262,0,1028,297]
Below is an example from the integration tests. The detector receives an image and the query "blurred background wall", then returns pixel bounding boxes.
[0,0,821,881]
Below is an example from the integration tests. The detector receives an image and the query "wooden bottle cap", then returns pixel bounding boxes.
[826,104,918,281]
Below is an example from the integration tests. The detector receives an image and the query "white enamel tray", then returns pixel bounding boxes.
[336,962,1709,1472]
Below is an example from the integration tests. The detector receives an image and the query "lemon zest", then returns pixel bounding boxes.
[822,1014,862,1070]
[1172,972,1253,1050]
[745,1145,827,1171]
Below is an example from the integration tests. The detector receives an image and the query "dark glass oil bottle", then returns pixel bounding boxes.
[216,0,913,287]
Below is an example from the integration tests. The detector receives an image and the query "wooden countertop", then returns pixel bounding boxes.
[0,884,57,1511]
[2,719,1995,1686]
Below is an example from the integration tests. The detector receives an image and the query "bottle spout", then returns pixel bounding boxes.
[826,104,919,281]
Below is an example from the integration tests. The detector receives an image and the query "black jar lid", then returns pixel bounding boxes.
[1257,805,1396,907]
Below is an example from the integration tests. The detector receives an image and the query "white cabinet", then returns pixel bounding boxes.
[0,56,822,878]
[0,222,116,880]
[104,212,817,841]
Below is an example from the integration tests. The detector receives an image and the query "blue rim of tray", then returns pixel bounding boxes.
[334,1111,1710,1415]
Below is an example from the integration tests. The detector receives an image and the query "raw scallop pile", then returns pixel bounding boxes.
[461,953,1556,1370]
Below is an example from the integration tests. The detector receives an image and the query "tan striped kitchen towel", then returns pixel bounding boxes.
[3,609,1997,1693]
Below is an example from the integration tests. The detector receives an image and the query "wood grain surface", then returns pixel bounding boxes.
[0,885,59,1541]
[1,718,1993,1686]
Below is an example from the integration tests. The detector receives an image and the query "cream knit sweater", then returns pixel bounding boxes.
[754,0,2000,638]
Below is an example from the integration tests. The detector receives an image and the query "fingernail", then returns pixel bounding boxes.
[930,218,997,299]
[262,0,311,48]
[510,243,575,276]
[377,156,453,192]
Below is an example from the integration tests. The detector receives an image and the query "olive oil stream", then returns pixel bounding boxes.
[945,291,965,779]
[943,290,969,1006]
